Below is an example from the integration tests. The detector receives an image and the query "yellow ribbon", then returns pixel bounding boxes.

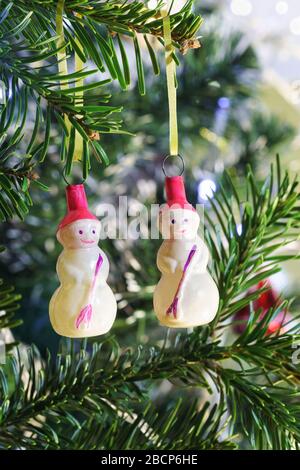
[162,11,178,156]
[73,37,84,162]
[56,0,68,88]
[56,0,81,162]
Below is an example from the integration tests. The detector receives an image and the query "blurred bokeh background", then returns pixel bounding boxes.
[0,0,299,359]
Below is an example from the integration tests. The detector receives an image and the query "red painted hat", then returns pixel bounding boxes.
[164,176,195,211]
[58,184,98,231]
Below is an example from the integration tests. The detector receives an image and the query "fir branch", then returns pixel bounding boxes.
[0,268,22,331]
[1,29,124,135]
[68,398,236,450]
[222,368,300,449]
[205,156,300,328]
[0,1,203,180]
[0,5,123,193]
[0,83,47,220]
[0,335,226,449]
[12,0,202,47]
[1,302,299,449]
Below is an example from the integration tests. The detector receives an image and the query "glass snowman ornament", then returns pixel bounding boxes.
[153,176,219,328]
[49,184,117,337]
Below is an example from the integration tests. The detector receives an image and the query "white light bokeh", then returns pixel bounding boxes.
[290,16,300,35]
[275,1,288,15]
[197,179,217,202]
[236,224,243,236]
[230,0,253,17]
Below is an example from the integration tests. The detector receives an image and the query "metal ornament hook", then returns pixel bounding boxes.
[162,154,185,178]
[62,164,86,186]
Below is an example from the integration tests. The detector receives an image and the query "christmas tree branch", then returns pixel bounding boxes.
[1,302,299,449]
[0,1,203,186]
[0,83,47,220]
[0,270,22,331]
[0,9,122,212]
[221,368,300,449]
[205,156,300,328]
[13,0,202,47]
[0,338,235,450]
[67,398,236,450]
[0,335,229,449]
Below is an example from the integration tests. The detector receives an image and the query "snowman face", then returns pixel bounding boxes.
[159,208,200,240]
[57,219,101,249]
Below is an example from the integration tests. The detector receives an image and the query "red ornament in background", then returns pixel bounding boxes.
[233,280,290,335]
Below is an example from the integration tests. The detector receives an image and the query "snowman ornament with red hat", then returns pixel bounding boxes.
[154,175,219,328]
[49,184,117,338]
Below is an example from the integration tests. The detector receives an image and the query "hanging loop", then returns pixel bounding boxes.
[162,154,185,177]
[62,164,86,186]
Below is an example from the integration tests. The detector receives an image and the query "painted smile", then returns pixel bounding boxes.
[80,239,95,244]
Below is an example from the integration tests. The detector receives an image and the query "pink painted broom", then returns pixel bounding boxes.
[166,244,197,319]
[75,254,103,329]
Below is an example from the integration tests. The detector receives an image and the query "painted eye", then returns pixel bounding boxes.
[183,218,188,223]
[171,219,176,224]
[79,230,83,235]
[92,229,96,234]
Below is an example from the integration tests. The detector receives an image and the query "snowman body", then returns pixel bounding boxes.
[50,242,116,338]
[153,175,219,328]
[49,184,117,338]
[154,234,219,328]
